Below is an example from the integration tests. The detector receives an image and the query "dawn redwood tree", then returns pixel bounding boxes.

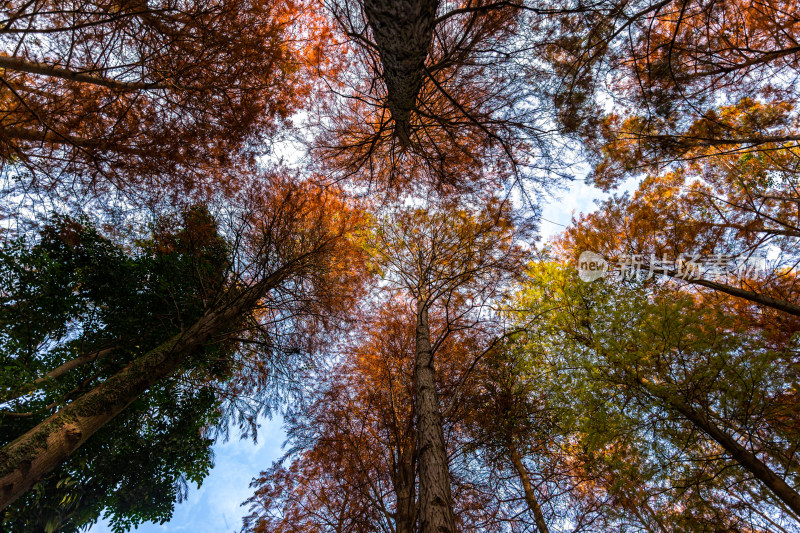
[535,0,800,176]
[537,0,800,335]
[243,300,418,533]
[510,0,800,326]
[513,263,800,531]
[531,0,800,321]
[553,138,800,326]
[0,177,366,511]
[244,297,528,532]
[0,0,326,210]
[463,342,554,533]
[313,0,560,191]
[363,198,531,533]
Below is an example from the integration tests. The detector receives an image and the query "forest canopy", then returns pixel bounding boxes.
[0,0,798,531]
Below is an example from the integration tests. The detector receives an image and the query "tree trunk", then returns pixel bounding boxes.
[509,444,549,533]
[4,346,117,403]
[641,378,800,517]
[0,270,285,510]
[414,301,457,533]
[362,0,440,147]
[394,443,417,533]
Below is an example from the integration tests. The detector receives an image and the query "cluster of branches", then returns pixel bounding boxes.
[309,0,568,194]
[533,0,800,183]
[241,0,800,531]
[0,0,325,223]
[0,0,799,530]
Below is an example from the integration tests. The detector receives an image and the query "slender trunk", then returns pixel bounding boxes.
[394,443,417,533]
[664,271,800,317]
[0,270,285,510]
[414,302,457,533]
[0,55,165,91]
[362,0,440,147]
[640,378,800,517]
[509,444,549,533]
[2,126,99,147]
[3,346,116,403]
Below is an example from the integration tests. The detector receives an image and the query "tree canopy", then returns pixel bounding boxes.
[0,0,798,531]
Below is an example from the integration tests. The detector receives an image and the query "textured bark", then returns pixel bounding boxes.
[641,379,800,517]
[414,301,457,533]
[394,442,417,533]
[0,271,285,510]
[362,0,440,146]
[509,445,549,533]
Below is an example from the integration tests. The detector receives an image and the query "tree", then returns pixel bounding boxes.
[0,0,325,210]
[0,177,367,513]
[244,297,529,532]
[533,0,800,179]
[0,211,227,531]
[552,142,800,324]
[512,262,800,531]
[363,198,531,533]
[244,300,418,533]
[463,342,554,533]
[312,0,559,192]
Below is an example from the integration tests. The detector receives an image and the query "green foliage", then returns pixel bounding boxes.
[0,208,235,532]
[511,263,800,530]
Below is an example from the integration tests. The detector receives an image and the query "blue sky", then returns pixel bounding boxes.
[87,178,612,533]
[539,178,608,240]
[88,417,285,533]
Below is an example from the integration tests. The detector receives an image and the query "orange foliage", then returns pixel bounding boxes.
[0,0,331,204]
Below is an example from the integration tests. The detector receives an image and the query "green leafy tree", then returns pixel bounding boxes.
[0,179,368,527]
[0,209,231,532]
[512,262,800,531]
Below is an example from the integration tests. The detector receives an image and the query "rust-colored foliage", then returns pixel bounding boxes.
[243,301,417,533]
[553,123,800,326]
[243,298,524,532]
[313,0,555,192]
[0,0,328,206]
[540,0,800,188]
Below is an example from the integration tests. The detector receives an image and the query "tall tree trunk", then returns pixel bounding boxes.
[0,271,285,510]
[509,444,549,533]
[414,301,457,533]
[362,0,440,147]
[640,378,800,517]
[394,443,417,533]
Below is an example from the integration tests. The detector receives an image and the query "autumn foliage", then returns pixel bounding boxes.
[1,0,800,531]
